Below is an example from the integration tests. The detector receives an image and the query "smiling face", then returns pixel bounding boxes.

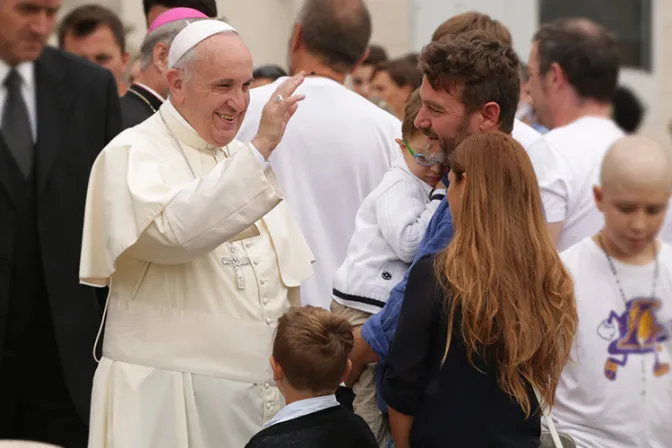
[168,33,253,147]
[414,76,480,156]
[0,0,60,65]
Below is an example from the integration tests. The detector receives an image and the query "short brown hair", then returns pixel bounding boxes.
[273,307,354,394]
[432,11,512,45]
[58,4,126,53]
[373,56,423,91]
[363,44,388,66]
[402,89,422,139]
[534,18,619,102]
[420,30,520,133]
[297,0,372,74]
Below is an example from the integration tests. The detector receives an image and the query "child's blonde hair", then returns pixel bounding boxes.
[402,88,423,141]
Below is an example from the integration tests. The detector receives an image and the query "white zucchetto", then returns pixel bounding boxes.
[168,19,238,68]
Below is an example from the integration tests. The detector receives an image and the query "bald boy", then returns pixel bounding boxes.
[594,134,672,258]
[551,135,672,447]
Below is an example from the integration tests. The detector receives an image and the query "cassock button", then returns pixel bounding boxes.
[246,243,252,248]
[262,298,269,305]
[253,260,259,266]
[266,403,273,410]
[260,279,267,286]
[265,382,271,390]
[266,318,273,325]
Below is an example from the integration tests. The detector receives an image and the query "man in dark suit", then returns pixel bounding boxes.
[0,0,121,446]
[120,13,205,131]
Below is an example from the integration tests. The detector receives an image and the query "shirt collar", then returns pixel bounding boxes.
[135,82,165,102]
[263,394,340,429]
[0,60,35,91]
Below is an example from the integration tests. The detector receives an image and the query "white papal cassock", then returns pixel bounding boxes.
[79,100,314,448]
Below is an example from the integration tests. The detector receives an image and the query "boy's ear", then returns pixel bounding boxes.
[340,359,353,384]
[395,138,406,152]
[270,356,284,382]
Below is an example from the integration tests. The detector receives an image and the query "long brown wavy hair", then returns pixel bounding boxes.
[436,132,577,416]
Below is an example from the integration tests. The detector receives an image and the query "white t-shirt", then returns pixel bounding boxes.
[237,76,401,308]
[512,118,542,150]
[555,238,672,448]
[661,209,672,244]
[527,117,624,252]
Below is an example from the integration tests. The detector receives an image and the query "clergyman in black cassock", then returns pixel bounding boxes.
[119,82,163,130]
[0,43,121,448]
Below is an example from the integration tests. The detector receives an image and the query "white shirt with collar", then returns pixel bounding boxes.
[0,60,37,141]
[264,394,340,429]
[332,157,440,314]
[135,82,165,102]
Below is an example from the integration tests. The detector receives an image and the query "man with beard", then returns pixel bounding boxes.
[347,25,541,440]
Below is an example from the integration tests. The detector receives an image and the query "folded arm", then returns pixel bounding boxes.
[376,182,439,263]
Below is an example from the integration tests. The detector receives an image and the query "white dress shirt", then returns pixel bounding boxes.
[263,394,340,429]
[0,60,37,141]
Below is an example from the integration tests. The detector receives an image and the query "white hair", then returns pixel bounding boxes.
[138,17,206,71]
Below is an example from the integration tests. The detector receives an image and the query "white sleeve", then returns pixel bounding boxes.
[527,138,569,223]
[375,181,438,263]
[127,144,282,264]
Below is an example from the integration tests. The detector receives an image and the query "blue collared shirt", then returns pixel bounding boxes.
[361,197,454,359]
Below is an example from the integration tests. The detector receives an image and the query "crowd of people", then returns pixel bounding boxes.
[0,0,670,447]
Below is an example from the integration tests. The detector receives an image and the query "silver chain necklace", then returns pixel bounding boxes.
[597,232,659,397]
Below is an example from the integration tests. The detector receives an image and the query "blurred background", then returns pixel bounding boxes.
[51,0,666,143]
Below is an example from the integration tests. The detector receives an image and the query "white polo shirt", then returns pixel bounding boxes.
[527,117,624,251]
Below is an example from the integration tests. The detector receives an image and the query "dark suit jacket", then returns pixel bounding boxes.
[120,83,163,131]
[0,47,121,423]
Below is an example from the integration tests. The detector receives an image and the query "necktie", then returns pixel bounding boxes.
[2,69,33,177]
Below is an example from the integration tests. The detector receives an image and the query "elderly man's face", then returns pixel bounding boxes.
[414,76,481,156]
[0,0,60,65]
[177,34,253,147]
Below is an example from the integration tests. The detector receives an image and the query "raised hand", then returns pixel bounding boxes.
[251,72,306,159]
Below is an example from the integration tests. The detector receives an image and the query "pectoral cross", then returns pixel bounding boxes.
[221,255,251,290]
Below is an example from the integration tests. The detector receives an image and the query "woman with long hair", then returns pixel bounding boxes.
[380,132,577,447]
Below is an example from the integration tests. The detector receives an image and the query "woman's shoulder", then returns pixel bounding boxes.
[411,253,440,278]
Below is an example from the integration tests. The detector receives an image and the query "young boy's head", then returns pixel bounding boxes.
[271,307,354,398]
[396,89,448,187]
[594,135,672,257]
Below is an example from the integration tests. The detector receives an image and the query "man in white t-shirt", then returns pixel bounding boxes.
[526,18,623,251]
[556,135,672,448]
[237,0,400,308]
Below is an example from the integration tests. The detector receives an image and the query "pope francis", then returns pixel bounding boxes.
[79,20,314,447]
